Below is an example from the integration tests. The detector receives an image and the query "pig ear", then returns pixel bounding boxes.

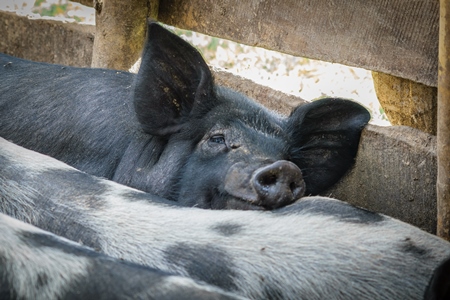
[286,98,370,195]
[133,22,214,136]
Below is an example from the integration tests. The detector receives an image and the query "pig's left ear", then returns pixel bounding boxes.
[133,22,214,136]
[286,98,370,195]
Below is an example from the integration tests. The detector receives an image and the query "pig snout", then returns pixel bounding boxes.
[253,161,305,208]
[224,160,305,209]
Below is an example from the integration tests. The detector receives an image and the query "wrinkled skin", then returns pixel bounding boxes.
[0,22,370,210]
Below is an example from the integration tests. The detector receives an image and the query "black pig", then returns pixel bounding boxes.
[0,22,370,210]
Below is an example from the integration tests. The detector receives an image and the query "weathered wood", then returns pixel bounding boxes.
[0,10,94,67]
[91,0,150,70]
[373,72,437,135]
[158,0,439,87]
[437,0,450,241]
[326,125,437,233]
[33,0,440,88]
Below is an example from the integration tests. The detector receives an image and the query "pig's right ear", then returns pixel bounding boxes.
[286,98,370,195]
[133,22,214,136]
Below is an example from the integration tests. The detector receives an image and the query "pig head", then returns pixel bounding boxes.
[0,22,370,210]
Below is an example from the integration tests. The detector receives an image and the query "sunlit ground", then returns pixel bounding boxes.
[1,0,390,125]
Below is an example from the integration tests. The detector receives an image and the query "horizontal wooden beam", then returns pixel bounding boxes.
[327,125,437,233]
[10,1,439,86]
[158,0,439,87]
[0,11,94,67]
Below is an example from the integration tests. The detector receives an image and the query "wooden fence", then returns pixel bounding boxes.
[0,0,448,236]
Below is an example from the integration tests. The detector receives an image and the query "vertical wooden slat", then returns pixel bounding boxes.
[437,0,450,240]
[91,0,151,70]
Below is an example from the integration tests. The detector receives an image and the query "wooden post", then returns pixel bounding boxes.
[372,72,437,135]
[437,0,450,240]
[91,0,159,70]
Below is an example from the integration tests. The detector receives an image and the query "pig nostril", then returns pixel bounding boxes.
[289,182,297,193]
[259,174,278,187]
[289,181,304,198]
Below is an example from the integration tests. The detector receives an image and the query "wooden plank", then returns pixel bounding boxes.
[327,125,437,233]
[0,10,94,67]
[158,0,439,87]
[437,0,450,240]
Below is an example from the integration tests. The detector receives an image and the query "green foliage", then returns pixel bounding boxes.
[207,37,219,51]
[379,107,389,121]
[36,2,67,17]
[33,0,68,17]
[34,0,46,6]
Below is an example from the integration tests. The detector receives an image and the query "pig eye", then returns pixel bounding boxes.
[209,135,226,145]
